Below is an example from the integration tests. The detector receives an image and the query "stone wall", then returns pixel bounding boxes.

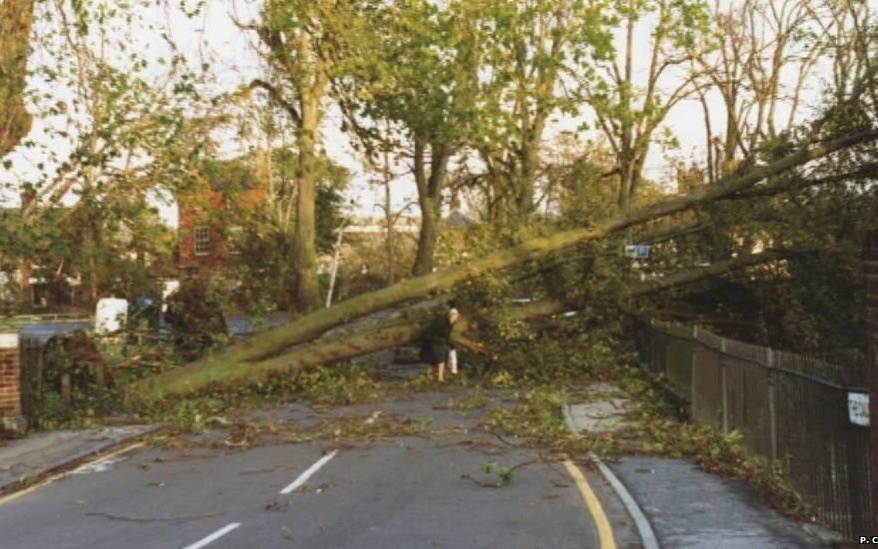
[0,332,23,432]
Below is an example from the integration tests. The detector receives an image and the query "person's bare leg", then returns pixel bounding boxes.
[437,361,446,382]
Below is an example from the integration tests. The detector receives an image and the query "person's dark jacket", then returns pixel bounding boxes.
[419,314,454,365]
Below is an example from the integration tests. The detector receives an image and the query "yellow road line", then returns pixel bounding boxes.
[0,441,145,507]
[564,459,617,549]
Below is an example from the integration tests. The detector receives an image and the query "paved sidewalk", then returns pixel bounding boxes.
[611,456,829,548]
[565,383,840,548]
[0,425,158,493]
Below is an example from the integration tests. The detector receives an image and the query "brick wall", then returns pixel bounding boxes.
[866,229,878,528]
[177,185,266,270]
[0,332,24,432]
[177,190,230,269]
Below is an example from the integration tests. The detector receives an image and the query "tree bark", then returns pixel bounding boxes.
[291,30,327,313]
[130,129,878,400]
[0,0,35,159]
[254,3,330,313]
[412,141,450,276]
[293,173,319,312]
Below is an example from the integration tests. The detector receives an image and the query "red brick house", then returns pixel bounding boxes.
[177,187,231,269]
[177,164,266,271]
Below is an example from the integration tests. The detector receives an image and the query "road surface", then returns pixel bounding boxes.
[0,390,640,548]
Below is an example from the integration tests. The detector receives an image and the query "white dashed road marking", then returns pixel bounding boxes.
[182,522,241,549]
[280,450,339,495]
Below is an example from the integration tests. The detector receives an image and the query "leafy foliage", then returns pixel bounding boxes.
[0,0,209,310]
[481,459,520,485]
[485,387,570,447]
[639,137,878,357]
[164,278,229,361]
[278,366,384,407]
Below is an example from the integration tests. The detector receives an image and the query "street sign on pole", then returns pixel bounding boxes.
[624,244,651,259]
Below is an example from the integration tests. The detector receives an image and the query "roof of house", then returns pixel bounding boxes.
[444,210,478,229]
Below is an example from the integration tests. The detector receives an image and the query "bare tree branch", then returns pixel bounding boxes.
[247,79,302,126]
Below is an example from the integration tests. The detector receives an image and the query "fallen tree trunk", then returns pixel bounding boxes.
[131,132,878,400]
[132,249,794,400]
[172,130,878,372]
[132,310,481,400]
[135,318,422,400]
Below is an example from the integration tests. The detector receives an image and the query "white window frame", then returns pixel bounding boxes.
[194,225,211,256]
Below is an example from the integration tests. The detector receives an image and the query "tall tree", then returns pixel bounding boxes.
[586,0,711,208]
[691,0,863,182]
[0,0,35,159]
[636,0,878,349]
[250,146,349,310]
[328,0,480,276]
[4,0,208,306]
[246,0,337,312]
[469,0,614,224]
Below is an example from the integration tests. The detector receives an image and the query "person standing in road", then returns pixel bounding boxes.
[419,306,460,382]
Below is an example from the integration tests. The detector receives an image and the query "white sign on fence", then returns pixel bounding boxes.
[848,392,869,427]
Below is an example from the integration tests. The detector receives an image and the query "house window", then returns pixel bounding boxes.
[194,226,211,256]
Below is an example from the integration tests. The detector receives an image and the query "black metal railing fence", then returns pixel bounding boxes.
[637,321,870,538]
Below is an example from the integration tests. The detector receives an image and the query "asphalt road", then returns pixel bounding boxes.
[0,391,640,548]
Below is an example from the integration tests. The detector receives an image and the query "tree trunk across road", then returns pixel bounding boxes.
[130,130,878,402]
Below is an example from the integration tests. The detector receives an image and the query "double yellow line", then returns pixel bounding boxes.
[564,459,617,549]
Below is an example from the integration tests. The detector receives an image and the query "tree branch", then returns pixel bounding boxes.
[632,249,790,295]
[247,79,302,127]
[722,161,878,201]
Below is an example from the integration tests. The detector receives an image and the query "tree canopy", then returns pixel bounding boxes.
[1,0,876,398]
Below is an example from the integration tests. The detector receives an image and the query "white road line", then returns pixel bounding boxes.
[72,455,128,475]
[280,450,339,495]
[0,442,145,507]
[182,522,241,549]
[590,453,660,549]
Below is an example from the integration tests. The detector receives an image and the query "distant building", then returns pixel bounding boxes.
[177,167,265,271]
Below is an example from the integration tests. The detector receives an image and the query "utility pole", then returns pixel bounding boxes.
[325,225,346,309]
